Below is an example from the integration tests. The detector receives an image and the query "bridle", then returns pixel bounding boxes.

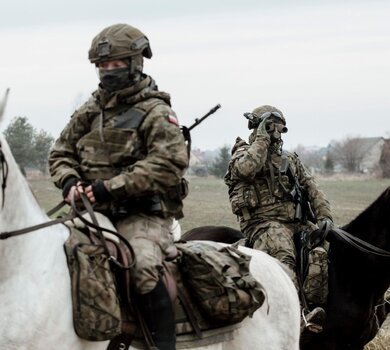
[0,141,9,209]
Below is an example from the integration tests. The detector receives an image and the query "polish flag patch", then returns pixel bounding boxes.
[168,114,179,125]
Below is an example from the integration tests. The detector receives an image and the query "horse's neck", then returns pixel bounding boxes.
[2,163,47,230]
[343,187,390,248]
[329,187,390,302]
[0,139,69,278]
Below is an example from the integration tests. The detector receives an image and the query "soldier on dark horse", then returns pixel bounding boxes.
[183,185,390,349]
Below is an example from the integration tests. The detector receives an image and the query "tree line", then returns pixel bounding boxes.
[4,116,389,179]
[191,137,390,178]
[3,116,54,175]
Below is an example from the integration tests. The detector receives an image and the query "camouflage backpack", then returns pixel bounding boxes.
[64,227,122,341]
[176,241,266,325]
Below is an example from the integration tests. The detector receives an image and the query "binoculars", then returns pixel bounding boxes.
[266,123,288,133]
[243,112,288,133]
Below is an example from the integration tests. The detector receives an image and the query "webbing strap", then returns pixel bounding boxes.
[237,186,251,221]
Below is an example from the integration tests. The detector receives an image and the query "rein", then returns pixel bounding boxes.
[330,227,390,258]
[0,142,9,209]
[0,191,135,270]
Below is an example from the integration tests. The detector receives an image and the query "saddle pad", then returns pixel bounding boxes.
[131,323,241,349]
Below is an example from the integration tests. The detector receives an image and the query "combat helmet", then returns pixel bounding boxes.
[88,24,152,89]
[249,105,286,129]
[88,23,152,64]
[247,105,287,146]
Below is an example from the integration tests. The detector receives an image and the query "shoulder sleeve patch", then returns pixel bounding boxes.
[167,113,179,126]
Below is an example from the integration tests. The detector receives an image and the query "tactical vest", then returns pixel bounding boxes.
[75,98,187,218]
[76,98,164,180]
[226,151,297,222]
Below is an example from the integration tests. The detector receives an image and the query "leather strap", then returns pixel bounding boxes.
[176,287,203,339]
[0,211,76,239]
[331,227,390,258]
[0,143,9,209]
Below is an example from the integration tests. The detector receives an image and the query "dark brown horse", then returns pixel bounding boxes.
[182,186,390,350]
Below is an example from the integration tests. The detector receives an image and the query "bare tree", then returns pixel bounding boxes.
[329,137,365,172]
[292,144,325,172]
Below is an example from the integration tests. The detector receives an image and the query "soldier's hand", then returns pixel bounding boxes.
[318,217,333,234]
[307,218,333,248]
[256,115,272,136]
[65,182,84,204]
[91,181,113,203]
[85,185,96,203]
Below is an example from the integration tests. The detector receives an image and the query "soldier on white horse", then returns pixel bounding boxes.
[0,29,300,348]
[48,23,189,350]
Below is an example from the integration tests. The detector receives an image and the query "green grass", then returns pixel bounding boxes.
[29,176,390,232]
[317,178,390,226]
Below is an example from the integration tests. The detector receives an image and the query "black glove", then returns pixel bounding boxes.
[318,217,333,233]
[92,181,113,203]
[309,217,333,248]
[62,176,79,199]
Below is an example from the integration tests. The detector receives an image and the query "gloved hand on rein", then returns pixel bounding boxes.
[308,217,334,248]
[318,217,333,234]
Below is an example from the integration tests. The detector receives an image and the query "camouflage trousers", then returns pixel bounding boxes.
[115,213,174,294]
[241,219,316,290]
[241,218,329,305]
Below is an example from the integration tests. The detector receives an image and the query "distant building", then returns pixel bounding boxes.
[357,137,385,174]
[327,136,388,176]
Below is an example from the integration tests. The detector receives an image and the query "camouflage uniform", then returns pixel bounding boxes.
[50,23,188,348]
[49,28,188,296]
[224,106,332,290]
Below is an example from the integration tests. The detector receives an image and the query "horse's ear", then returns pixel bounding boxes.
[0,88,10,123]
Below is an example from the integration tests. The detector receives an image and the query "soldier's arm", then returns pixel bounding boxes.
[295,156,333,221]
[104,106,189,199]
[49,104,93,188]
[229,134,270,180]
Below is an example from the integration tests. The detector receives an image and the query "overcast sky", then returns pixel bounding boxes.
[0,0,389,151]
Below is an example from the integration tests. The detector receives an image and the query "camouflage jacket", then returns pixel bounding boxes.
[49,76,189,215]
[224,135,332,223]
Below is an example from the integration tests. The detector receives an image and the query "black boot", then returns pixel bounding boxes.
[137,279,176,350]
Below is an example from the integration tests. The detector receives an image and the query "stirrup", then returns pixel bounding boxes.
[301,307,326,334]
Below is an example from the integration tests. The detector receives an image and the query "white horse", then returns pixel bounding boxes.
[0,98,300,350]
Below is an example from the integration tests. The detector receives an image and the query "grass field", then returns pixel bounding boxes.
[30,176,390,232]
[180,176,390,233]
[29,176,390,348]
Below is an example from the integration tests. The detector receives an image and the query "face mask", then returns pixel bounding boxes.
[98,67,131,92]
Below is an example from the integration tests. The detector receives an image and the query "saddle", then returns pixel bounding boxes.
[64,215,253,350]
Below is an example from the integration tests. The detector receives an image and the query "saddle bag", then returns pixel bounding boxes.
[176,241,266,325]
[64,227,122,341]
